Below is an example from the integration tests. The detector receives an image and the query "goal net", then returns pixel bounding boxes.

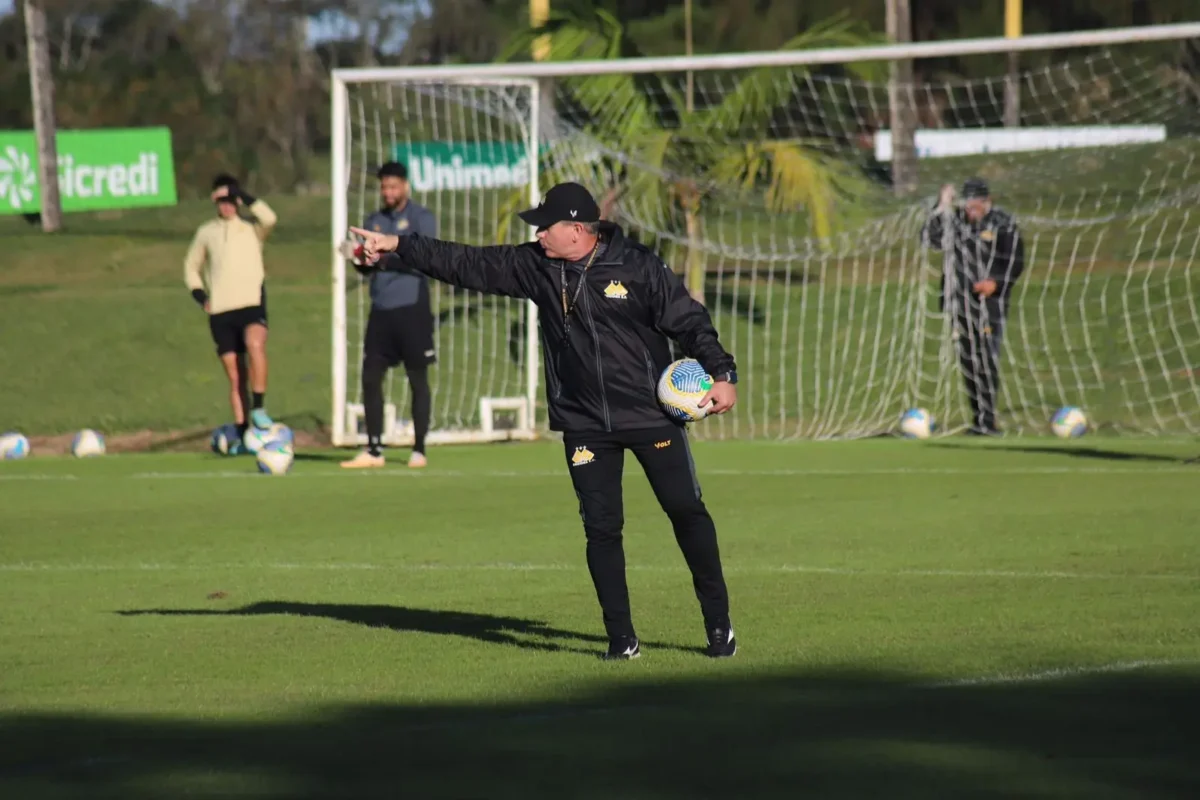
[331,78,540,446]
[331,23,1200,443]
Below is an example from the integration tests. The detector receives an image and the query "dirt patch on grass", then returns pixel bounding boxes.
[27,428,332,456]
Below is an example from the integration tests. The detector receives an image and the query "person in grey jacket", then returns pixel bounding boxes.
[341,161,438,469]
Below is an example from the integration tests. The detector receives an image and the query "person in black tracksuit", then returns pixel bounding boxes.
[348,182,739,660]
[921,177,1025,435]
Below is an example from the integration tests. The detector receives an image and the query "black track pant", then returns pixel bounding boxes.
[955,313,1005,431]
[562,424,730,639]
[363,357,430,454]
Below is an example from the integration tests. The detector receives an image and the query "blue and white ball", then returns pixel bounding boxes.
[242,426,272,454]
[71,429,105,457]
[1051,406,1088,438]
[657,359,714,423]
[210,424,240,455]
[1,431,30,460]
[899,408,935,439]
[256,440,294,475]
[266,423,293,446]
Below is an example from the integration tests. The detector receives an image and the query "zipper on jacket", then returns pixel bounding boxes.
[643,349,657,395]
[545,338,563,401]
[580,283,611,432]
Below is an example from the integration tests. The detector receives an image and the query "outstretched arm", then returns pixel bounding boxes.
[647,259,738,414]
[349,227,540,300]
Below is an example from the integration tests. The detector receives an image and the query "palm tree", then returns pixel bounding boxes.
[496,9,884,306]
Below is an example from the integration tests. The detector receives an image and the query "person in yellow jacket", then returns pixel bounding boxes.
[184,174,278,451]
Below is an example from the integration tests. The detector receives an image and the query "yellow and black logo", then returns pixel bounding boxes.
[654,440,671,449]
[604,281,629,299]
[980,228,995,241]
[571,446,595,466]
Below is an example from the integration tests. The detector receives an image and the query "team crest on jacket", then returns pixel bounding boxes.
[980,228,995,241]
[604,281,628,299]
[571,446,595,466]
[397,218,409,231]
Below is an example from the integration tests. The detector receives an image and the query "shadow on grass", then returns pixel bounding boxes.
[114,601,700,658]
[1,666,1197,798]
[931,441,1192,464]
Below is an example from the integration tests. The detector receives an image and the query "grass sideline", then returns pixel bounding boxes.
[1,439,1198,797]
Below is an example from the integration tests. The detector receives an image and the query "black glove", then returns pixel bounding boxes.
[234,186,257,205]
[191,288,208,307]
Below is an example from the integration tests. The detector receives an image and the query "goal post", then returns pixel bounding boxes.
[330,76,542,448]
[331,22,1200,442]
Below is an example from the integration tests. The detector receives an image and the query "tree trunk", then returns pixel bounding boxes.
[24,0,62,232]
[1004,0,1022,127]
[1004,51,1020,127]
[886,0,917,197]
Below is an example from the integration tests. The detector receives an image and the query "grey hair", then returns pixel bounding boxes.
[580,221,600,235]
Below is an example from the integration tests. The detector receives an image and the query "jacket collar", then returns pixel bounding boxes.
[594,221,629,264]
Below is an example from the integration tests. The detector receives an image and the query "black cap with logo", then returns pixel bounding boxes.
[961,177,990,199]
[517,182,600,229]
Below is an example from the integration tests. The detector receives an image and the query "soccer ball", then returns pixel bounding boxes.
[210,424,240,455]
[71,429,106,457]
[1051,406,1088,438]
[657,358,714,423]
[266,423,294,446]
[899,408,935,439]
[256,440,294,475]
[242,427,272,454]
[1,432,30,460]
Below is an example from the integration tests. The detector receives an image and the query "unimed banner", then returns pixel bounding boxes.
[0,127,178,214]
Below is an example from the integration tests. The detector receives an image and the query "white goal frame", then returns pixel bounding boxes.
[330,75,542,448]
[331,22,1200,446]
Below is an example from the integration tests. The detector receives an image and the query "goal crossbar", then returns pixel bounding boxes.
[332,22,1200,84]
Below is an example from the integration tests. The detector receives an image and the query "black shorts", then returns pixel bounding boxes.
[364,305,436,370]
[209,288,268,356]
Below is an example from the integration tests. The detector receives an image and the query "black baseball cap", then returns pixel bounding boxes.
[962,177,990,199]
[517,182,600,229]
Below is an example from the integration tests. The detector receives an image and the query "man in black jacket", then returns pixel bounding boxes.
[921,177,1025,435]
[349,182,739,660]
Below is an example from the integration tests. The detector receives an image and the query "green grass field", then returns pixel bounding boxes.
[2,439,1199,798]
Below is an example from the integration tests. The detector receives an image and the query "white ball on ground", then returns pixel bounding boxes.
[256,440,294,475]
[899,408,935,439]
[1051,406,1088,438]
[1,432,30,460]
[71,429,106,458]
[657,359,714,423]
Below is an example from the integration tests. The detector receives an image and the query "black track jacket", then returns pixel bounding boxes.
[381,222,736,434]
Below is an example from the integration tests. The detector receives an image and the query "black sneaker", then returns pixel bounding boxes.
[705,623,737,658]
[601,635,640,660]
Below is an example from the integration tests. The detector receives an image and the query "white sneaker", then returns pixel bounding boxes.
[407,451,427,469]
[340,450,385,469]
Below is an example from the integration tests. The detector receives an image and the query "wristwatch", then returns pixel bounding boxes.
[713,370,738,384]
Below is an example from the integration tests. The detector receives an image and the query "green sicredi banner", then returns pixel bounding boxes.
[0,127,177,214]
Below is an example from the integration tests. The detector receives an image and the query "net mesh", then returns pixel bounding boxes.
[339,40,1200,439]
